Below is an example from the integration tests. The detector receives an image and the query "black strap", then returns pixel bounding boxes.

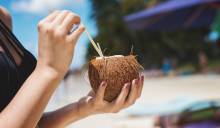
[0,19,25,51]
[0,18,25,66]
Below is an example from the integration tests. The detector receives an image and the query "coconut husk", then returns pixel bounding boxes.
[88,55,142,102]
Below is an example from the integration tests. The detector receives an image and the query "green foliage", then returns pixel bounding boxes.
[131,29,211,68]
[87,0,134,58]
[121,0,146,15]
[208,60,220,69]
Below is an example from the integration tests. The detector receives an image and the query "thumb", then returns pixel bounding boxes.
[68,24,85,44]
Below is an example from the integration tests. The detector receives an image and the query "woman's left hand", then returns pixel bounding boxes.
[77,75,144,116]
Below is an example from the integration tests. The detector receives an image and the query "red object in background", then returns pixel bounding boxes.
[209,3,220,8]
[217,41,220,47]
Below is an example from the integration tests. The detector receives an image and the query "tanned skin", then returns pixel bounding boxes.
[0,7,144,128]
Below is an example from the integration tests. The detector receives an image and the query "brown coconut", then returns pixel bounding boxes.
[88,55,142,102]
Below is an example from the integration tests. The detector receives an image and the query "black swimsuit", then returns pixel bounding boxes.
[0,19,36,111]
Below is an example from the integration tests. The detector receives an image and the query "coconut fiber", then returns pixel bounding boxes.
[88,55,142,102]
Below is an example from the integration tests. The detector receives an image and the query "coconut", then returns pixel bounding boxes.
[88,55,142,102]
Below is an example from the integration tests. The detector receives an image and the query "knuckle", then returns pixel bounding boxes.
[54,30,66,38]
[69,13,81,21]
[112,111,117,114]
[37,21,44,31]
[61,10,70,16]
[51,10,61,15]
[110,107,120,113]
[62,10,69,13]
[112,109,120,113]
[116,101,123,106]
[45,25,54,34]
[79,26,85,31]
[74,13,80,19]
[131,100,136,105]
[69,13,76,19]
[123,104,129,108]
[127,100,135,106]
[53,10,60,13]
[69,12,77,16]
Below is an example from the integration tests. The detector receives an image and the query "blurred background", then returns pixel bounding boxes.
[1,0,220,127]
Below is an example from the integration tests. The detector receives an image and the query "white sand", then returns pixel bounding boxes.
[45,74,220,128]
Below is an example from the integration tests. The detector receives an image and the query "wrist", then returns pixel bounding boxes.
[35,64,64,81]
[76,100,93,118]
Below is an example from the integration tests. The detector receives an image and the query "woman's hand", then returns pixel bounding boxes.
[77,75,144,116]
[37,10,85,77]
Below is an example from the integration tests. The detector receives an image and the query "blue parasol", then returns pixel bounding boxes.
[124,0,220,31]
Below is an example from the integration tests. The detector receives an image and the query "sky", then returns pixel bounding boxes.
[0,0,97,69]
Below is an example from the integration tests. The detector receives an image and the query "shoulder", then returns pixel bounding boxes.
[0,6,12,30]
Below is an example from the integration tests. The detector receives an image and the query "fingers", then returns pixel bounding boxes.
[52,10,69,26]
[88,78,144,114]
[67,24,85,43]
[124,75,144,108]
[38,11,60,31]
[61,12,81,33]
[38,10,84,44]
[95,82,107,103]
[41,10,60,23]
[137,75,144,98]
[141,75,144,85]
[110,83,130,113]
[85,96,94,103]
[125,79,139,107]
[78,96,94,106]
[114,83,130,105]
[87,90,95,97]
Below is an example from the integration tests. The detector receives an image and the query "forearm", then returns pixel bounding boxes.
[39,102,90,128]
[0,9,84,128]
[0,66,63,128]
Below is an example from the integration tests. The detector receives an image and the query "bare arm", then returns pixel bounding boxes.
[0,7,145,128]
[0,10,85,128]
[0,67,62,128]
[39,76,144,128]
[39,102,87,128]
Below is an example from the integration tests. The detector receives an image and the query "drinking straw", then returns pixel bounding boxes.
[84,28,104,57]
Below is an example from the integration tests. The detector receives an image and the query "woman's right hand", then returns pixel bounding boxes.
[77,75,144,116]
[36,10,85,77]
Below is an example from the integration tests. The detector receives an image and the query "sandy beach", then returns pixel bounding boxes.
[45,74,220,128]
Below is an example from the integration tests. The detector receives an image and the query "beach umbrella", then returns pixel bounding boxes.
[124,0,220,31]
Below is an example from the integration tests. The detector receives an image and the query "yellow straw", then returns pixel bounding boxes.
[97,43,104,57]
[84,29,103,57]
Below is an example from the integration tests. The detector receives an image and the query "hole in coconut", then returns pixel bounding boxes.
[96,55,124,60]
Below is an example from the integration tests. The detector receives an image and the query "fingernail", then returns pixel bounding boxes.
[126,85,130,89]
[141,75,144,81]
[101,82,106,87]
[135,79,139,84]
[125,83,130,89]
[137,76,141,80]
[80,26,85,31]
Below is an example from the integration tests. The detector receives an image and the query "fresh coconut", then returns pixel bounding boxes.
[84,28,142,102]
[88,55,142,102]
